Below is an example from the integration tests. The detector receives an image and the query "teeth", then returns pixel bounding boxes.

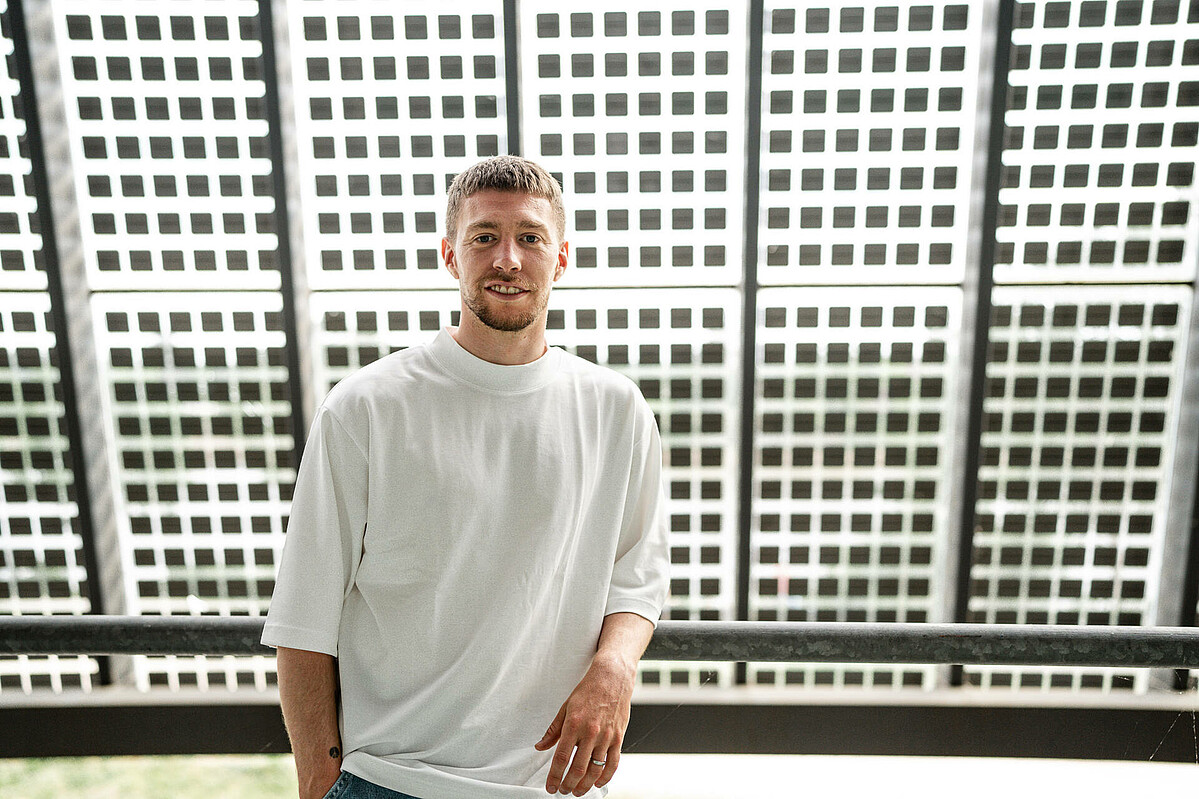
[491,285,524,294]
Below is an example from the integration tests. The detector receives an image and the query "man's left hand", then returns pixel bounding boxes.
[535,652,635,796]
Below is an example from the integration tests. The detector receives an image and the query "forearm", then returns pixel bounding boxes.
[592,611,655,676]
[277,646,343,799]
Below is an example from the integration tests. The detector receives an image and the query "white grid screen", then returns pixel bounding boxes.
[91,294,292,690]
[759,2,984,285]
[966,285,1191,691]
[1,1,1197,705]
[0,295,98,693]
[57,0,277,290]
[521,3,748,286]
[31,1,292,692]
[289,2,509,290]
[996,0,1199,283]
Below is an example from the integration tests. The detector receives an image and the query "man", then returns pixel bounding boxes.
[263,155,670,799]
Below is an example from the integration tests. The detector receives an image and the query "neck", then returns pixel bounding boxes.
[450,315,548,365]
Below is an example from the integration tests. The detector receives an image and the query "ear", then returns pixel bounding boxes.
[441,237,459,279]
[554,240,569,282]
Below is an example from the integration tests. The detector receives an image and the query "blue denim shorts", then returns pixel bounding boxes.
[322,771,422,799]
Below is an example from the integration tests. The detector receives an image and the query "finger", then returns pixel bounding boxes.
[594,743,620,789]
[559,744,595,796]
[545,739,575,794]
[571,750,609,797]
[536,704,567,751]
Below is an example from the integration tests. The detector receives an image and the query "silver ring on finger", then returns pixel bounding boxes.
[590,759,607,768]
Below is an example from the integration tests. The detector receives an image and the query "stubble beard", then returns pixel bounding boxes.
[464,283,549,333]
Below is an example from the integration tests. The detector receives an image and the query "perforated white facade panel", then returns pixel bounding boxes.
[54,0,278,290]
[86,293,291,689]
[0,13,44,292]
[749,287,963,689]
[758,3,985,285]
[995,0,1199,283]
[288,2,510,290]
[966,284,1192,692]
[521,4,749,286]
[0,295,97,693]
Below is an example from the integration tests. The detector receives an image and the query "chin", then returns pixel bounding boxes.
[474,307,537,333]
[485,317,537,333]
[469,295,546,333]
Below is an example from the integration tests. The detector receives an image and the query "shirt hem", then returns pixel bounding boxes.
[260,623,338,657]
[343,752,606,799]
[603,598,664,629]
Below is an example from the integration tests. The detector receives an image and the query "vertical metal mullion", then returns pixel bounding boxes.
[7,0,111,683]
[734,0,765,687]
[1175,491,1199,689]
[947,0,1016,686]
[258,0,308,461]
[503,0,521,156]
[1169,274,1199,691]
[1174,445,1199,689]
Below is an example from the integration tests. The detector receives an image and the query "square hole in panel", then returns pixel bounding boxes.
[965,285,1192,694]
[519,2,747,286]
[750,286,963,691]
[289,3,510,290]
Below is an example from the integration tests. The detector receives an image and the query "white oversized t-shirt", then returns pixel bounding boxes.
[262,328,670,799]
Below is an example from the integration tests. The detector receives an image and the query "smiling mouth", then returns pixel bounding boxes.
[486,284,529,296]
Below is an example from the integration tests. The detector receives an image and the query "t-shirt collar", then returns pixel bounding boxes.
[429,327,561,393]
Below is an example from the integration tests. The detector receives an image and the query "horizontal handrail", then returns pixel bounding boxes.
[2,616,1198,668]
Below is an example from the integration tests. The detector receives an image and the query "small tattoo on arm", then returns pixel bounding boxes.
[329,746,340,759]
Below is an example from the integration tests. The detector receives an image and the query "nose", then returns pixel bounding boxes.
[492,237,521,272]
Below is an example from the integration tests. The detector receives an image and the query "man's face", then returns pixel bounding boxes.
[441,190,568,334]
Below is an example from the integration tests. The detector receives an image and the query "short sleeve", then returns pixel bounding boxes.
[261,405,367,655]
[604,404,670,626]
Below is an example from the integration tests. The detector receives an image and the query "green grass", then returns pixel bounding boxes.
[0,755,297,799]
[0,757,658,798]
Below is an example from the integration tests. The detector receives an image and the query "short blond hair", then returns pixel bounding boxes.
[445,155,566,241]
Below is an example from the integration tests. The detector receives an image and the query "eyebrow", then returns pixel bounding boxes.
[464,218,551,235]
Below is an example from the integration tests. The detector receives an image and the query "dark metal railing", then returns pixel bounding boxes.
[3,616,1199,669]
